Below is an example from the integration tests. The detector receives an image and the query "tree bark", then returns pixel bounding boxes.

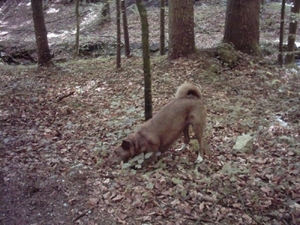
[73,0,80,59]
[278,0,286,66]
[101,0,110,21]
[285,0,300,65]
[168,0,195,60]
[160,0,165,55]
[116,0,121,68]
[31,0,52,67]
[223,0,261,56]
[121,0,130,57]
[136,0,152,121]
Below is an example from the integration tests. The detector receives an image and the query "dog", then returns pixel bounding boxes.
[108,82,207,165]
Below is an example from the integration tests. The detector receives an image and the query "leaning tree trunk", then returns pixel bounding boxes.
[168,0,195,60]
[285,0,300,65]
[223,0,261,56]
[31,0,52,66]
[136,0,152,121]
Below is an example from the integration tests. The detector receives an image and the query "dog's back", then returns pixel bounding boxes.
[175,82,202,99]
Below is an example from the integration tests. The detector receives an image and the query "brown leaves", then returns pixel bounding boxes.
[1,4,300,225]
[1,55,299,224]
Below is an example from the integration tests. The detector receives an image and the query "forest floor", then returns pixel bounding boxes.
[0,1,300,225]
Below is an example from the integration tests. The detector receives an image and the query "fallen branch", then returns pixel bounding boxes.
[194,184,258,224]
[56,91,75,102]
[237,187,261,224]
[73,201,99,222]
[195,188,238,224]
[99,174,116,180]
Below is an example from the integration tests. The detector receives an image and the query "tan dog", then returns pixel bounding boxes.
[108,82,207,165]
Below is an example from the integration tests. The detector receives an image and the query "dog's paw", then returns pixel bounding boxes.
[176,143,187,152]
[195,154,203,163]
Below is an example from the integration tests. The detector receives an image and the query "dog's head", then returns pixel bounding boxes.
[108,138,134,165]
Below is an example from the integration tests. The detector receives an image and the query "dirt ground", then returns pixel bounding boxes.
[1,1,300,225]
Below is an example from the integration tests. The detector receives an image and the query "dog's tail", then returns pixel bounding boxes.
[175,82,202,99]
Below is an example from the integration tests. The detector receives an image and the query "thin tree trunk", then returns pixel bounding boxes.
[285,0,300,65]
[116,0,121,68]
[73,0,80,59]
[31,0,52,67]
[121,0,130,57]
[160,0,165,55]
[101,0,110,21]
[136,0,152,121]
[278,0,286,67]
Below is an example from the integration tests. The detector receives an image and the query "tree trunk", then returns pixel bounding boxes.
[73,0,80,59]
[160,0,165,55]
[101,0,110,21]
[31,0,52,67]
[121,0,130,57]
[116,0,121,69]
[168,0,195,60]
[285,0,300,65]
[278,0,286,66]
[223,0,261,56]
[136,0,152,121]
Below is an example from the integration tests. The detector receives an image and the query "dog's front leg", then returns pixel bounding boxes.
[176,143,187,151]
[146,151,157,163]
[144,144,159,164]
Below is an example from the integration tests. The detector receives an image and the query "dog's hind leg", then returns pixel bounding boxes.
[176,125,190,151]
[192,123,205,163]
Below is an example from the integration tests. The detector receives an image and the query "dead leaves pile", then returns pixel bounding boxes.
[1,52,299,225]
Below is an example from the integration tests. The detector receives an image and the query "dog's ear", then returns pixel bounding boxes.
[121,140,131,151]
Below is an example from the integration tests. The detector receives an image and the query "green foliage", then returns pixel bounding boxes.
[216,43,239,68]
[121,152,154,169]
[171,177,183,185]
[221,163,250,175]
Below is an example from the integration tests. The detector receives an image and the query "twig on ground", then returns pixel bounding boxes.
[56,91,75,102]
[194,188,238,224]
[236,187,261,224]
[99,174,116,180]
[73,202,99,222]
[194,184,256,224]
